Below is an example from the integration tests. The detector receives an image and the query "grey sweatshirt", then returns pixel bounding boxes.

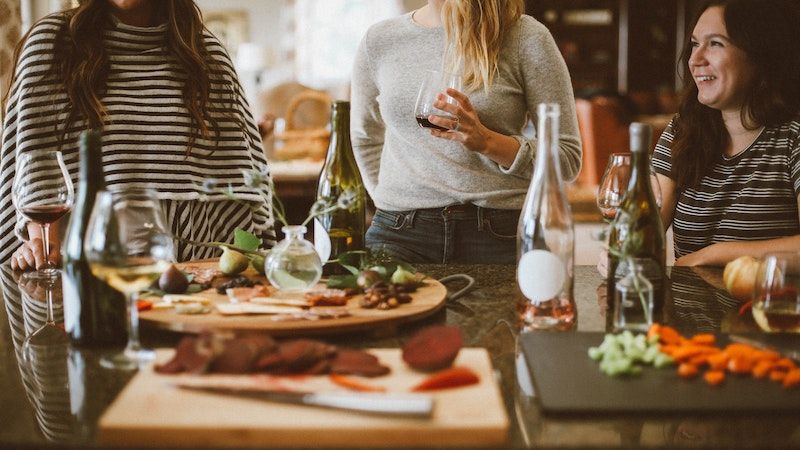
[350,13,581,211]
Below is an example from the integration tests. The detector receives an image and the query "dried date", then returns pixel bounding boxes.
[216,276,257,294]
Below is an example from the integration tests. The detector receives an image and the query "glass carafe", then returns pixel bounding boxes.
[613,258,655,332]
[266,225,323,292]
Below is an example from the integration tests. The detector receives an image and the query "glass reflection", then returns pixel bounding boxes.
[1,266,87,444]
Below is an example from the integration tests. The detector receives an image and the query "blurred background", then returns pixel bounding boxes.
[0,0,704,264]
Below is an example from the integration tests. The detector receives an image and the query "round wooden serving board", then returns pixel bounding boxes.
[139,260,447,336]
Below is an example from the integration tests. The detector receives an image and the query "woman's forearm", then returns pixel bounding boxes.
[675,235,800,267]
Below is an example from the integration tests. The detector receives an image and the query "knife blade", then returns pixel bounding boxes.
[174,383,434,418]
[729,334,800,363]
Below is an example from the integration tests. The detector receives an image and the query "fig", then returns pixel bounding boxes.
[250,254,266,275]
[357,269,383,289]
[159,264,189,293]
[219,247,249,275]
[390,266,416,286]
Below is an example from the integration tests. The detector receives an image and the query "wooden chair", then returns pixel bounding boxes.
[574,96,630,187]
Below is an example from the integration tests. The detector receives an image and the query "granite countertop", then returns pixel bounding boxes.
[0,264,797,448]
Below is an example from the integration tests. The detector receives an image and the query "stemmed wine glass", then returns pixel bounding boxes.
[414,70,463,131]
[12,151,75,279]
[596,153,662,222]
[84,188,173,370]
[20,272,67,356]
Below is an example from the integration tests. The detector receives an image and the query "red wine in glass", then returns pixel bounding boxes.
[415,115,449,131]
[414,70,462,131]
[12,151,75,278]
[21,204,71,224]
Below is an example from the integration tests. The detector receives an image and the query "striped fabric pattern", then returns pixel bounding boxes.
[653,117,800,258]
[1,14,275,263]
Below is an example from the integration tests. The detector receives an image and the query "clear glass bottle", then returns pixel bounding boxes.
[606,123,666,328]
[314,101,366,274]
[516,103,576,331]
[613,258,654,332]
[266,225,323,292]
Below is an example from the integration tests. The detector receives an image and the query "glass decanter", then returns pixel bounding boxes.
[266,225,323,292]
[613,258,654,332]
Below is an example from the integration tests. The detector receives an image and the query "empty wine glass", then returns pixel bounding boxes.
[596,153,662,221]
[414,70,463,131]
[12,151,75,278]
[84,188,173,370]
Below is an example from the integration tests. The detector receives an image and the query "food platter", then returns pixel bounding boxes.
[139,260,448,336]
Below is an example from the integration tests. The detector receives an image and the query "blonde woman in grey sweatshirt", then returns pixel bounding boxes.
[351,0,581,264]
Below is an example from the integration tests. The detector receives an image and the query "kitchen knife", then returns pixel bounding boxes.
[174,383,434,418]
[729,334,800,363]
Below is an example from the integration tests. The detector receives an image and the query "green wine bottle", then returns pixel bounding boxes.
[63,130,127,348]
[606,123,666,327]
[314,101,366,274]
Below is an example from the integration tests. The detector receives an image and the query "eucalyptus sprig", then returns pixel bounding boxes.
[203,169,361,229]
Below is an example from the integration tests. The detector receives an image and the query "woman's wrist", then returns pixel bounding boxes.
[480,130,520,167]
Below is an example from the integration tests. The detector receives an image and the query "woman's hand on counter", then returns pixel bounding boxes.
[428,89,519,167]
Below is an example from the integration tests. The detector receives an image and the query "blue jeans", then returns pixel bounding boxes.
[366,204,519,264]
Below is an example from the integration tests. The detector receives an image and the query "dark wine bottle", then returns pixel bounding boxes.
[314,101,366,274]
[607,123,666,328]
[62,130,127,348]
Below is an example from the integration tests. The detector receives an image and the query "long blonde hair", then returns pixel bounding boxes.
[441,0,524,92]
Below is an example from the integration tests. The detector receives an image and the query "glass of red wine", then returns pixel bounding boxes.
[414,70,463,131]
[12,151,75,279]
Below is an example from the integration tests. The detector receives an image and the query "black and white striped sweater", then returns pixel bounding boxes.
[653,117,800,258]
[1,13,275,263]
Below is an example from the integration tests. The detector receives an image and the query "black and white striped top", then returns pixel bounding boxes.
[653,117,800,258]
[1,13,275,263]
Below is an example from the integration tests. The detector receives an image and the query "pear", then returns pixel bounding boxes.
[250,254,266,275]
[391,266,417,286]
[219,247,249,275]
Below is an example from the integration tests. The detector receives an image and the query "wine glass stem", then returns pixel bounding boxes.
[45,287,55,326]
[125,293,142,353]
[40,223,53,270]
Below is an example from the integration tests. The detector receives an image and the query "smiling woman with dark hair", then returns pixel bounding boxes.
[652,0,800,266]
[1,0,275,271]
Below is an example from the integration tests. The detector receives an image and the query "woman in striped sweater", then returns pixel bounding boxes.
[1,0,275,271]
[653,0,800,266]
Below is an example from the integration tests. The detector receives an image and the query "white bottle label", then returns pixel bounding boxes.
[314,218,331,263]
[517,250,565,303]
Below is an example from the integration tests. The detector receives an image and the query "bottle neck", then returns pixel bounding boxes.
[533,111,562,183]
[628,149,651,194]
[325,104,353,165]
[282,225,306,240]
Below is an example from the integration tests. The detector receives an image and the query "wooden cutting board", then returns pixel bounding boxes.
[97,348,508,448]
[521,332,800,413]
[140,261,448,336]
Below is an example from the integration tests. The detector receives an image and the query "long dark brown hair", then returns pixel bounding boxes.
[670,0,800,190]
[3,0,228,154]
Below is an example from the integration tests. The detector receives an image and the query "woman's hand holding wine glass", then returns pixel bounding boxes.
[11,151,74,276]
[84,188,174,370]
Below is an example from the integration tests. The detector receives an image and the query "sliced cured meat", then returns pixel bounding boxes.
[402,325,464,372]
[331,349,391,377]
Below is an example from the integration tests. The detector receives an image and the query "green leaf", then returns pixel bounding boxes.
[336,250,366,275]
[326,274,358,289]
[234,228,260,251]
